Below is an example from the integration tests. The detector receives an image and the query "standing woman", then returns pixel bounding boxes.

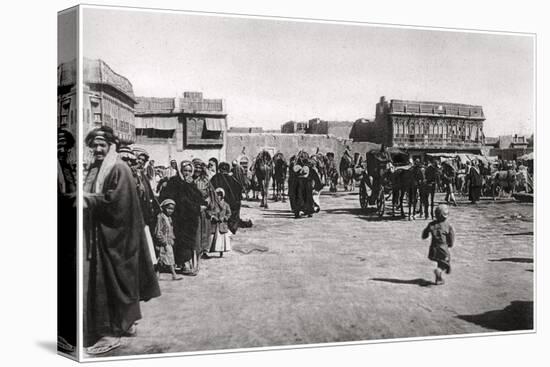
[468,159,483,204]
[159,160,207,275]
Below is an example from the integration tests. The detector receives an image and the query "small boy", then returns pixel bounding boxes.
[154,199,183,281]
[422,204,455,285]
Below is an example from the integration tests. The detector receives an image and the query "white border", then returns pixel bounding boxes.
[3,2,540,367]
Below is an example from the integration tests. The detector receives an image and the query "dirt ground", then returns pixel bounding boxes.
[98,187,534,358]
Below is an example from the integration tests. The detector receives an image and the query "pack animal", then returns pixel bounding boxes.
[254,150,273,208]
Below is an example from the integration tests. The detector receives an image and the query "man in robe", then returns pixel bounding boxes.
[83,126,161,355]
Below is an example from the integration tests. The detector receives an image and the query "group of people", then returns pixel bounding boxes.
[75,126,254,355]
[288,151,324,219]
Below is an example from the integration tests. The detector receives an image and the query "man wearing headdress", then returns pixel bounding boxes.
[83,126,160,355]
[160,160,207,275]
[210,162,245,234]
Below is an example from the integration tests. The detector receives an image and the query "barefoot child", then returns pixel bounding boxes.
[422,204,455,285]
[155,199,183,280]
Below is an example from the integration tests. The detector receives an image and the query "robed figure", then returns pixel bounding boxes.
[210,162,244,234]
[159,161,207,274]
[83,127,160,355]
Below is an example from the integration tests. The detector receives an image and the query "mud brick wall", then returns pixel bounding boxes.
[226,133,379,163]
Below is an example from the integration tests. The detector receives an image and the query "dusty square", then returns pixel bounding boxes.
[101,190,533,357]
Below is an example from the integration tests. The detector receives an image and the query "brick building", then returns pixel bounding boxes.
[134,91,227,165]
[350,96,486,161]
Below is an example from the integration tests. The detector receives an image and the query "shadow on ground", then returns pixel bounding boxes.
[488,258,533,263]
[370,278,433,287]
[456,301,533,331]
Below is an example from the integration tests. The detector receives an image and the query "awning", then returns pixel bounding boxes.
[135,116,178,130]
[205,118,224,132]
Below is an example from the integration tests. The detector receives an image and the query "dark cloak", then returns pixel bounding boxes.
[210,172,243,234]
[159,175,206,264]
[84,159,161,346]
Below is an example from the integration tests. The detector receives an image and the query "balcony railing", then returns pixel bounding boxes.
[393,134,482,147]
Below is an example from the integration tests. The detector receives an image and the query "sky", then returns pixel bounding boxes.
[80,7,535,137]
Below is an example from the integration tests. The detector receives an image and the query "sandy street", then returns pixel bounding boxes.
[101,189,533,357]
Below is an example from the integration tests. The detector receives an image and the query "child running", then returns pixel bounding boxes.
[155,199,183,281]
[422,204,455,285]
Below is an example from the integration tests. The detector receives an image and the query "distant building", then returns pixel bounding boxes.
[58,58,137,145]
[134,91,227,164]
[486,134,532,161]
[350,96,486,160]
[281,121,308,134]
[307,118,355,139]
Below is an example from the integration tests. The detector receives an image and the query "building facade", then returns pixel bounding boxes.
[350,96,486,160]
[58,59,137,145]
[134,92,227,165]
[486,134,533,161]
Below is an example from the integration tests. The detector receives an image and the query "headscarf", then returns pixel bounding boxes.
[85,126,118,148]
[160,198,176,208]
[91,142,119,194]
[179,160,195,183]
[84,126,120,194]
[215,187,225,198]
[118,145,136,162]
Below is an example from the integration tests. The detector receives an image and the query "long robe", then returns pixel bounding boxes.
[159,176,206,265]
[194,176,221,253]
[84,158,161,346]
[468,166,483,202]
[210,173,243,234]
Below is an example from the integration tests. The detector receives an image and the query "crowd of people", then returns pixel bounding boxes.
[57,126,257,355]
[57,124,532,355]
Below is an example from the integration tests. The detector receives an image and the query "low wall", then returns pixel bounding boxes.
[227,133,379,162]
[133,139,225,167]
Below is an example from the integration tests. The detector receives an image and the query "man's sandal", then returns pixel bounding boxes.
[85,337,121,355]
